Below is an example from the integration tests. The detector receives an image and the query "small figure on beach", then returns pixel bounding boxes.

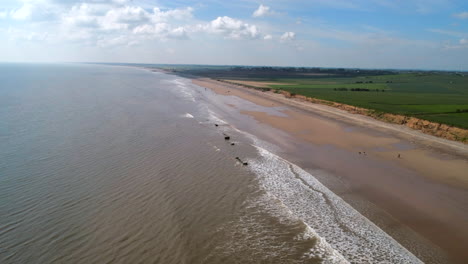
[398,154,401,158]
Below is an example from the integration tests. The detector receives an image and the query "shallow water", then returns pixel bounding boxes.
[0,64,420,263]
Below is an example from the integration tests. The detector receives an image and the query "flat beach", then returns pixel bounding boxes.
[192,77,468,264]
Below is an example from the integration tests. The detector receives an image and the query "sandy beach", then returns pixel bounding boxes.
[192,77,468,264]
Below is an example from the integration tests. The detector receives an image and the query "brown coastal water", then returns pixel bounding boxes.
[1,64,422,263]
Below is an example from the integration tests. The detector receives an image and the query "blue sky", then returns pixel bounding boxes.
[0,0,467,70]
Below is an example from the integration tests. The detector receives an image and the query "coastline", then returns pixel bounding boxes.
[189,76,468,263]
[219,79,468,144]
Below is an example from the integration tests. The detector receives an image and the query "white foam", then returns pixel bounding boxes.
[250,192,349,263]
[169,78,196,102]
[207,109,227,125]
[182,113,194,118]
[248,145,422,263]
[205,188,348,263]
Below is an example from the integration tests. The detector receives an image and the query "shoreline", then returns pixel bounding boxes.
[219,79,468,144]
[193,78,468,187]
[195,77,468,155]
[188,76,468,263]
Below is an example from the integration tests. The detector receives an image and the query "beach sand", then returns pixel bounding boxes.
[192,77,468,264]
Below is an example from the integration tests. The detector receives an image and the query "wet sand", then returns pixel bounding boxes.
[192,78,468,263]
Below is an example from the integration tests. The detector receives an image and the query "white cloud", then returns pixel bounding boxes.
[111,0,130,4]
[58,2,194,44]
[133,23,188,39]
[104,6,149,26]
[6,27,53,42]
[0,11,7,19]
[9,0,60,21]
[253,4,273,17]
[4,1,264,47]
[10,2,38,20]
[62,4,102,29]
[63,5,151,31]
[280,31,295,41]
[151,7,193,23]
[169,26,188,39]
[454,12,468,19]
[460,38,468,45]
[96,35,138,48]
[263,34,272,40]
[200,16,260,39]
[10,3,33,20]
[6,0,186,24]
[133,23,169,35]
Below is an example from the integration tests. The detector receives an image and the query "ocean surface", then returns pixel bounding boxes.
[0,63,421,263]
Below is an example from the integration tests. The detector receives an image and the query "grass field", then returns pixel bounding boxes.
[262,73,468,128]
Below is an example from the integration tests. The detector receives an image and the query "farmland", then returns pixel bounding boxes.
[263,73,468,129]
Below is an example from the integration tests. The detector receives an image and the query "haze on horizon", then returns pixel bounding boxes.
[0,0,468,70]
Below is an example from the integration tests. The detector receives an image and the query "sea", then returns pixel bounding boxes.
[0,63,421,263]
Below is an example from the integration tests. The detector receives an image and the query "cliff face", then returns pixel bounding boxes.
[384,116,468,142]
[285,92,468,143]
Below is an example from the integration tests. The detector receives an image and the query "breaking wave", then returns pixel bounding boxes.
[247,144,422,263]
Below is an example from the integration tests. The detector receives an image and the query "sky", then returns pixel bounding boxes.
[0,0,468,70]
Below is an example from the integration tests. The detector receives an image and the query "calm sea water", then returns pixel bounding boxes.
[0,63,420,263]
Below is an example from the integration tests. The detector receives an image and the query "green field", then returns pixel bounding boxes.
[267,73,468,128]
